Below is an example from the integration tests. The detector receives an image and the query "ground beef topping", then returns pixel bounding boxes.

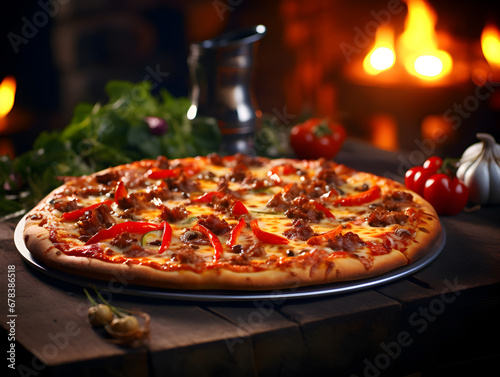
[228,163,250,182]
[171,249,205,264]
[167,173,200,193]
[77,204,115,241]
[50,197,80,213]
[117,191,159,210]
[154,155,170,170]
[207,153,224,166]
[229,242,266,265]
[159,205,190,222]
[232,153,265,167]
[315,168,345,187]
[211,194,235,214]
[197,214,231,235]
[300,179,331,198]
[367,207,409,227]
[266,184,298,211]
[74,185,113,198]
[283,219,318,241]
[382,191,414,211]
[94,171,121,185]
[284,194,324,223]
[327,232,367,252]
[110,232,136,249]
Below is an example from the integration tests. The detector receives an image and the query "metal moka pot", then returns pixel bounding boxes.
[187,25,266,155]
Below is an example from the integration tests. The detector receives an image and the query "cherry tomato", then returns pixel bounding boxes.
[422,156,443,173]
[423,174,469,216]
[405,156,468,215]
[290,118,346,160]
[404,156,443,196]
[404,167,434,196]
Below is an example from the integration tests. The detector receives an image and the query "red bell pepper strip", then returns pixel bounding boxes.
[146,167,180,179]
[192,191,225,203]
[114,180,128,202]
[85,221,163,245]
[232,200,249,216]
[192,223,223,261]
[282,183,295,195]
[312,201,335,219]
[226,218,246,248]
[266,165,296,185]
[250,219,289,245]
[306,225,342,245]
[320,188,339,200]
[158,221,172,254]
[180,162,202,177]
[334,186,381,206]
[63,180,129,221]
[62,200,114,221]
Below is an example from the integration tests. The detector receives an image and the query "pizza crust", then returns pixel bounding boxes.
[402,193,442,263]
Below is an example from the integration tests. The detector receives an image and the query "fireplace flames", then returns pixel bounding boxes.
[364,0,453,81]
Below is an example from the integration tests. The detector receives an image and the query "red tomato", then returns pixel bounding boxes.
[290,118,346,160]
[404,167,434,196]
[422,156,443,173]
[405,156,468,215]
[404,156,443,196]
[423,174,469,216]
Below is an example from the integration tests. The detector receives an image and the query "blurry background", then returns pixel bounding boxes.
[1,0,499,158]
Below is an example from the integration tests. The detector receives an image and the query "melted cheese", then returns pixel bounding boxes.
[49,157,414,267]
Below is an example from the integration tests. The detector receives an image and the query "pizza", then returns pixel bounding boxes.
[22,153,441,291]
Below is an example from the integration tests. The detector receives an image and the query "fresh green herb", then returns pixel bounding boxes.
[0,80,221,219]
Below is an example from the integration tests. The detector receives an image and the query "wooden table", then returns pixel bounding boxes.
[2,141,500,377]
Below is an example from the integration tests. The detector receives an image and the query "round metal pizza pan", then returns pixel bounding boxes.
[15,216,446,302]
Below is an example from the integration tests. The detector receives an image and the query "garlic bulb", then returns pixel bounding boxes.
[456,133,500,205]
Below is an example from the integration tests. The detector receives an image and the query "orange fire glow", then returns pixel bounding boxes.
[369,114,398,151]
[397,0,452,80]
[364,0,453,81]
[363,26,396,75]
[481,23,500,70]
[0,76,16,118]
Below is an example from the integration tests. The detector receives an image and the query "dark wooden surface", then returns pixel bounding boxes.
[2,140,500,377]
